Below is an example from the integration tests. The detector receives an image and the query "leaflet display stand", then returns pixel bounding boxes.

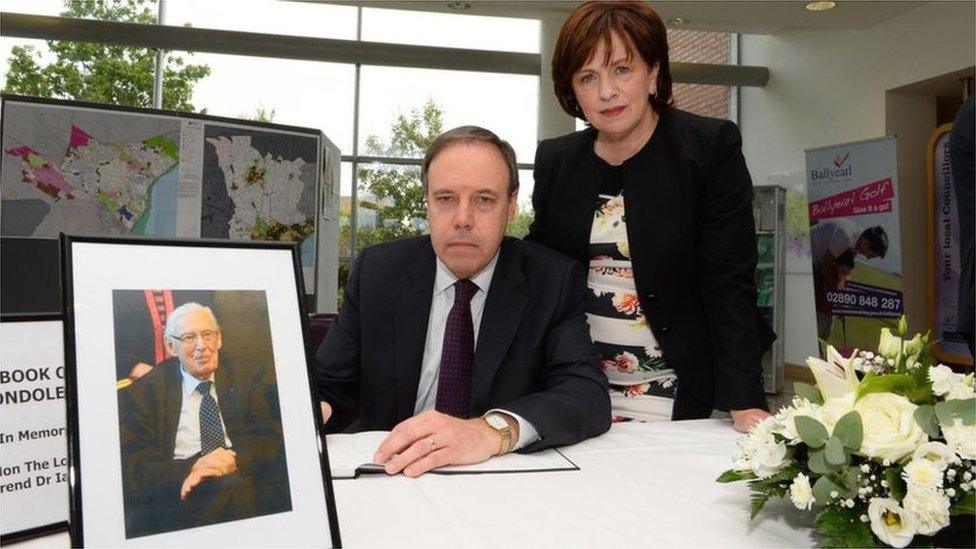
[753,185,786,394]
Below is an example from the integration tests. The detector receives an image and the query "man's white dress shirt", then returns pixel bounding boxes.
[413,253,540,450]
[173,367,233,459]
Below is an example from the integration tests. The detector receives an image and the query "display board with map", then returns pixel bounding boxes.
[0,96,327,297]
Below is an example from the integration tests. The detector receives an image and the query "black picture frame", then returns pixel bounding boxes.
[0,312,69,545]
[61,234,341,547]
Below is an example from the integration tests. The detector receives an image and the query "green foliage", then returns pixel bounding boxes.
[951,492,975,516]
[808,448,831,475]
[344,98,444,256]
[506,209,534,238]
[935,398,976,426]
[796,416,829,448]
[914,405,941,438]
[855,373,924,403]
[716,469,755,483]
[824,436,848,466]
[812,474,846,504]
[884,466,906,501]
[794,382,824,405]
[242,105,277,123]
[814,506,874,548]
[832,411,863,451]
[746,467,796,519]
[3,0,210,111]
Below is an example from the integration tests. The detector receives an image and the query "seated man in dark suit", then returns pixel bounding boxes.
[316,126,611,477]
[118,303,290,538]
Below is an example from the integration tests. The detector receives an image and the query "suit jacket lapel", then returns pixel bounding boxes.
[214,359,238,438]
[550,129,600,263]
[394,241,436,420]
[469,239,529,415]
[162,362,183,457]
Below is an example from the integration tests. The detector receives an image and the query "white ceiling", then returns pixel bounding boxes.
[320,1,929,35]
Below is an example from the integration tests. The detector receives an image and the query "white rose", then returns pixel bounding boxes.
[854,393,927,462]
[928,364,961,396]
[912,441,953,470]
[868,497,916,548]
[902,488,951,536]
[816,394,856,435]
[789,472,815,510]
[773,396,820,444]
[941,418,976,460]
[901,459,943,491]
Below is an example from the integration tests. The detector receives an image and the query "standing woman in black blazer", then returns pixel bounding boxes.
[527,1,775,432]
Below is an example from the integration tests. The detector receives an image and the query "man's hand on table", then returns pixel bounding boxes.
[320,401,333,424]
[374,411,516,478]
[730,408,771,433]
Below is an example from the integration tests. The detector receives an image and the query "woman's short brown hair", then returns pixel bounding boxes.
[552,1,673,120]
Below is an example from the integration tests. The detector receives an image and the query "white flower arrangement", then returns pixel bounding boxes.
[717,317,976,547]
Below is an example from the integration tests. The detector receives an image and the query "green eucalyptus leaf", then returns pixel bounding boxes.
[855,373,918,401]
[832,411,863,451]
[796,415,829,448]
[935,398,976,426]
[794,381,824,405]
[808,448,831,475]
[913,405,941,438]
[841,466,862,493]
[812,474,845,505]
[824,435,848,467]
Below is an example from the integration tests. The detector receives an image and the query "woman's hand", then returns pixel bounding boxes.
[730,408,771,433]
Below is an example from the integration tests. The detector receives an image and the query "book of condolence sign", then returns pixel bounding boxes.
[0,315,69,544]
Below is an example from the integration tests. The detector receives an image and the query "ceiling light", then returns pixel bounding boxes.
[447,1,470,10]
[805,1,836,12]
[668,17,688,27]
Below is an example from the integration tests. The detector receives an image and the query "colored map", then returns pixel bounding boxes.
[201,125,317,245]
[1,102,181,237]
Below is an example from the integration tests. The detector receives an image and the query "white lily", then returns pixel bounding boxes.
[806,345,860,400]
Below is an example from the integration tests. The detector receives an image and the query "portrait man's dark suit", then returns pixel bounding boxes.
[118,357,290,538]
[316,235,611,451]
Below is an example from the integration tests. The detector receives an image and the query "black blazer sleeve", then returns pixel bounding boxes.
[698,121,770,411]
[315,248,367,428]
[526,139,553,247]
[501,259,611,452]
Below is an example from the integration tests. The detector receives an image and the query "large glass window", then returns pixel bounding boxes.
[186,52,355,154]
[165,0,357,40]
[361,7,540,53]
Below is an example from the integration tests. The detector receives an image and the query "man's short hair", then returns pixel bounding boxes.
[860,226,889,258]
[164,302,221,338]
[421,125,519,196]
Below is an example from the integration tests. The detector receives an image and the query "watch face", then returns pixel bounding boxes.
[485,414,508,430]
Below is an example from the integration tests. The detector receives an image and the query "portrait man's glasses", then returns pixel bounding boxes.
[169,330,219,345]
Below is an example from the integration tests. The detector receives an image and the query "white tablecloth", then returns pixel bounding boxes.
[12,419,816,547]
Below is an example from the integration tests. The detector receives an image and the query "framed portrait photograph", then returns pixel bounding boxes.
[62,235,340,547]
[0,313,69,544]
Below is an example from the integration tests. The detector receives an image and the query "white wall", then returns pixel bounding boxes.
[739,1,976,364]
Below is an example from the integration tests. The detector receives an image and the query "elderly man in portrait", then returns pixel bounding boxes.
[118,302,290,538]
[316,126,611,477]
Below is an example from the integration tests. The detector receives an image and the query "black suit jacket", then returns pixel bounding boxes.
[118,357,289,537]
[315,236,611,451]
[527,108,775,412]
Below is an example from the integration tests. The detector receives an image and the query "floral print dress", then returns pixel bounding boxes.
[588,161,676,423]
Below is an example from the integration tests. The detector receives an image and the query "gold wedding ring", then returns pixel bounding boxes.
[427,437,436,451]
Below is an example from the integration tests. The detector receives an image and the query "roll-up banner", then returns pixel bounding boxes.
[805,136,903,355]
[927,123,973,366]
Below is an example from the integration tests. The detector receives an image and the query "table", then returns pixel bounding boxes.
[12,419,816,547]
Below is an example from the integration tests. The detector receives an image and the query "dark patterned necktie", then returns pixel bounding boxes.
[197,381,225,454]
[435,279,478,418]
